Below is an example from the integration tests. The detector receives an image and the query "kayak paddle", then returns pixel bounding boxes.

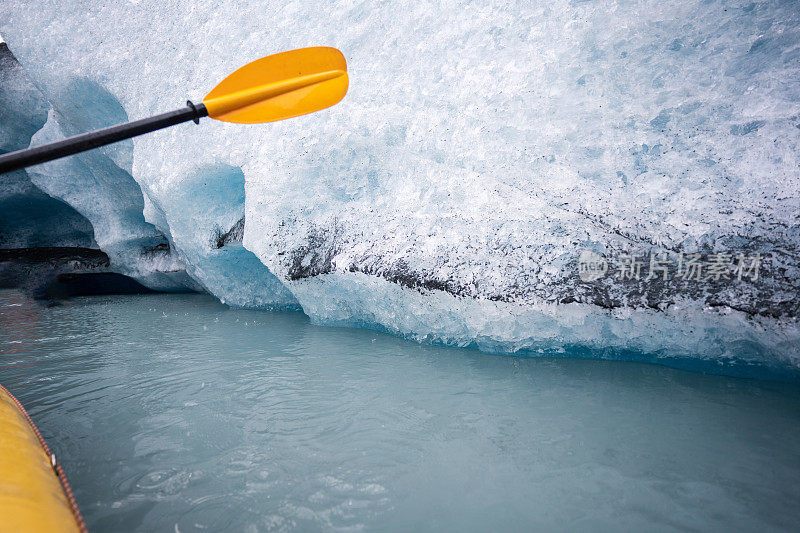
[0,46,348,174]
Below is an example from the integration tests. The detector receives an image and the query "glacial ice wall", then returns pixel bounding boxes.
[0,30,296,304]
[1,1,798,376]
[1,35,200,290]
[141,162,298,308]
[26,95,200,291]
[0,40,95,248]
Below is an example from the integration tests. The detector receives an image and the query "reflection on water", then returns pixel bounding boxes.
[1,290,799,532]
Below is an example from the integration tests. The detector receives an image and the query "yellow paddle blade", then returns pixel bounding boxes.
[203,47,348,124]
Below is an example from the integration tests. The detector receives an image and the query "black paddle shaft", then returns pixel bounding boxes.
[0,101,208,174]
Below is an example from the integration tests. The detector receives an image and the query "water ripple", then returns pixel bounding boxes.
[1,291,799,532]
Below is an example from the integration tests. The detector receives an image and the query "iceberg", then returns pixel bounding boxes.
[1,0,798,377]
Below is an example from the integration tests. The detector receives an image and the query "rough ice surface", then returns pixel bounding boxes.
[1,1,799,376]
[26,106,200,291]
[0,40,95,248]
[1,35,197,289]
[0,30,296,304]
[141,162,298,308]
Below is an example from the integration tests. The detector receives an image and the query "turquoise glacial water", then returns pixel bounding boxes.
[0,290,799,532]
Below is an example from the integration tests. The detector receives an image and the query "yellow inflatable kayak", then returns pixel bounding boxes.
[0,384,85,533]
